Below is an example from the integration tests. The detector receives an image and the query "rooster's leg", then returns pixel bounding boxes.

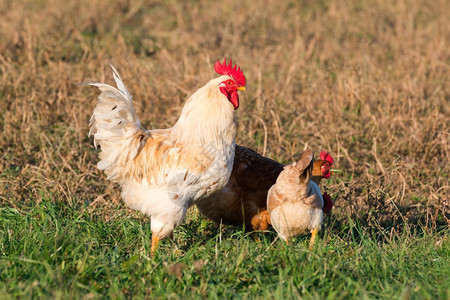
[309,229,318,250]
[151,235,159,256]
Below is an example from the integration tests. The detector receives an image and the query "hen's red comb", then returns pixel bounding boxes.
[214,58,246,86]
[320,151,334,164]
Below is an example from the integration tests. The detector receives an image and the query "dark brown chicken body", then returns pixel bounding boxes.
[196,145,283,230]
[196,146,334,231]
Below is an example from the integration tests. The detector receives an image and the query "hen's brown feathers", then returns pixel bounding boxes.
[196,145,283,229]
[233,146,284,193]
[311,160,326,185]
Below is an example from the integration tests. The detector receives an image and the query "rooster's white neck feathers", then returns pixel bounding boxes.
[173,75,237,148]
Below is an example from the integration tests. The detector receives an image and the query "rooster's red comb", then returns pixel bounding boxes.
[214,58,246,86]
[320,151,334,164]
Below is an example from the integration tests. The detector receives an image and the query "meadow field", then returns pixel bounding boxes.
[0,0,449,298]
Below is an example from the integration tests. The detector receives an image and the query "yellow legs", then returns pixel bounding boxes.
[151,235,159,256]
[309,228,318,250]
[250,210,271,242]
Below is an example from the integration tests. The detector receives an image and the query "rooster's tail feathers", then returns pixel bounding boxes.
[86,66,146,181]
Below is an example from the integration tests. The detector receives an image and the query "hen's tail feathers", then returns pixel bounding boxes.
[85,66,147,182]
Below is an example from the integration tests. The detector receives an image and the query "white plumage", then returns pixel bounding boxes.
[86,64,245,252]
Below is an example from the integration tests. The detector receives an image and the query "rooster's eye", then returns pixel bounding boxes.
[227,80,234,85]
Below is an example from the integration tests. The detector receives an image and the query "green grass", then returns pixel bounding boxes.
[1,201,448,299]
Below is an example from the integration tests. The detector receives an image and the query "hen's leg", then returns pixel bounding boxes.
[250,209,271,231]
[250,210,271,242]
[309,228,318,250]
[151,235,160,256]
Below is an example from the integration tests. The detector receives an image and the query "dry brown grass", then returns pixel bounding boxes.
[0,0,448,229]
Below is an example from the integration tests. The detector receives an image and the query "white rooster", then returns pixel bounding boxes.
[86,58,246,253]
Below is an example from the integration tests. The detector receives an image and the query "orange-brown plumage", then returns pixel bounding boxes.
[124,130,214,184]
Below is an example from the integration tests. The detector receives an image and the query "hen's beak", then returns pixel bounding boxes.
[236,86,246,91]
[330,169,342,175]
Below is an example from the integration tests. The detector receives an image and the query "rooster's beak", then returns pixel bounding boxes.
[236,86,246,91]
